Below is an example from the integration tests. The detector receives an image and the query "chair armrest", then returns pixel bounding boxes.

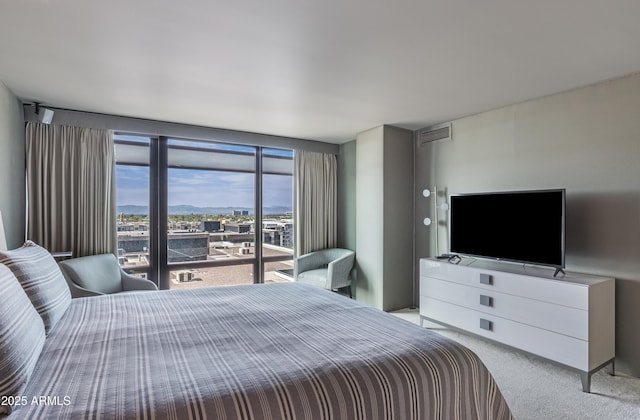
[121,270,158,291]
[327,252,355,289]
[295,252,324,278]
[66,282,106,298]
[59,261,106,298]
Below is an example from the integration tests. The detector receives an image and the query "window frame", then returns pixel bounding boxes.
[114,134,294,289]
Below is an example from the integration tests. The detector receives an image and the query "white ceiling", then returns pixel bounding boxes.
[1,1,640,144]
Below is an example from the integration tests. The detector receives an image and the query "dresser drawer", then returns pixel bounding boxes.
[420,296,589,371]
[420,276,588,340]
[420,260,588,309]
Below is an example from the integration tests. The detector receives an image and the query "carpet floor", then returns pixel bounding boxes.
[391,308,640,420]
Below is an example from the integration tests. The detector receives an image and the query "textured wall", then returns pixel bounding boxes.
[356,125,414,311]
[337,140,356,252]
[0,82,25,248]
[355,126,385,308]
[415,72,640,377]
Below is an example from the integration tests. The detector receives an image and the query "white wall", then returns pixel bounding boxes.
[0,82,25,248]
[415,72,640,376]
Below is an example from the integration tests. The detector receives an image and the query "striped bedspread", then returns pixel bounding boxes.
[9,282,512,419]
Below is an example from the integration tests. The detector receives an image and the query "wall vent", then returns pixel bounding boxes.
[417,122,451,146]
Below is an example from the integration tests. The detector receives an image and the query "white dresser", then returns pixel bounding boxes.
[419,258,615,392]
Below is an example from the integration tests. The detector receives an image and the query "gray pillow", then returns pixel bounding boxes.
[0,241,71,334]
[0,264,46,415]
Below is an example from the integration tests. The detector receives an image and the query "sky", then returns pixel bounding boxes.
[115,135,294,210]
[116,166,293,209]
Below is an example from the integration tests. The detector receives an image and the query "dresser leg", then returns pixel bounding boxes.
[607,359,615,376]
[581,372,591,393]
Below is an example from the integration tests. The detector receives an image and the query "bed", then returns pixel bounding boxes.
[1,242,511,419]
[4,280,512,419]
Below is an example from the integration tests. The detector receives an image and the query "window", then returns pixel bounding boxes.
[114,135,151,278]
[114,134,294,288]
[262,148,294,281]
[167,139,256,287]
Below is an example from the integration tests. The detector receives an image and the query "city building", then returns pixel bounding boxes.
[224,223,251,234]
[262,219,293,248]
[199,220,221,232]
[167,232,209,263]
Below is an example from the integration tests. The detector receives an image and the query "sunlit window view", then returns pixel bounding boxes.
[115,164,151,274]
[114,135,151,278]
[262,148,295,282]
[115,135,294,288]
[167,162,256,288]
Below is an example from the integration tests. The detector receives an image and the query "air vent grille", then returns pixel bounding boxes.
[418,123,451,146]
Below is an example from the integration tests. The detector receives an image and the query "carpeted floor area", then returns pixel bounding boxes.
[391,308,640,420]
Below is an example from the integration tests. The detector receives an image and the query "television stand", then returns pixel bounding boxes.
[419,258,615,392]
[553,267,566,277]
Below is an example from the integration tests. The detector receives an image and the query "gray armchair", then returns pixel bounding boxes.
[294,248,355,297]
[59,253,158,298]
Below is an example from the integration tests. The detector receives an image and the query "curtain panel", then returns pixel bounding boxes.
[293,150,337,256]
[26,122,116,257]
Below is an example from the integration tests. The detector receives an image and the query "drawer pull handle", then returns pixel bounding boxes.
[480,295,493,307]
[480,318,493,331]
[480,274,493,285]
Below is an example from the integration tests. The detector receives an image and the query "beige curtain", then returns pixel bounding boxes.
[26,122,116,257]
[294,150,337,256]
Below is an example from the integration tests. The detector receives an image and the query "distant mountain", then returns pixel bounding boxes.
[117,205,291,215]
[262,206,293,216]
[116,205,148,215]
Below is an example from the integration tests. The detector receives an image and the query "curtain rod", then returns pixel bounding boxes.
[22,104,339,155]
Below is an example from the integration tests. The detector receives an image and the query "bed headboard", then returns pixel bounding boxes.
[0,211,7,251]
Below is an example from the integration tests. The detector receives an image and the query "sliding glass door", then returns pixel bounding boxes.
[114,134,294,288]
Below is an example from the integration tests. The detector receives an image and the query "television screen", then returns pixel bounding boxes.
[449,189,565,268]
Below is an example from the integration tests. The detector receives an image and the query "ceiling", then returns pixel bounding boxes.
[1,1,640,144]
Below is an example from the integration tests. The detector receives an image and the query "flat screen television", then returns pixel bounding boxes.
[449,189,565,270]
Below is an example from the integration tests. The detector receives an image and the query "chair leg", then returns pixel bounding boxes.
[332,286,353,299]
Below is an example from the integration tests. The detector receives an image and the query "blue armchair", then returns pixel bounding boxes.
[59,253,158,298]
[294,248,355,297]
